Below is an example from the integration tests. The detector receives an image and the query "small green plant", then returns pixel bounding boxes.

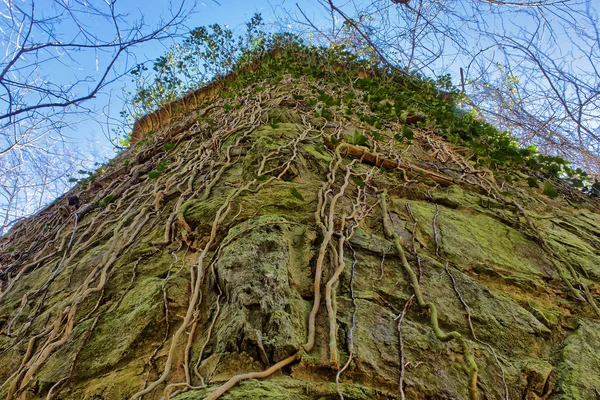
[162,143,176,151]
[148,160,168,179]
[100,195,114,207]
[527,178,539,188]
[543,181,559,198]
[254,174,269,181]
[288,186,305,201]
[347,130,368,146]
[352,177,365,187]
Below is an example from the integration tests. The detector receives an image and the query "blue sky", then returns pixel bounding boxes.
[5,0,598,164]
[65,0,312,160]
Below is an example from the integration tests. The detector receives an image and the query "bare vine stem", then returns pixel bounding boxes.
[380,190,479,400]
[432,203,509,400]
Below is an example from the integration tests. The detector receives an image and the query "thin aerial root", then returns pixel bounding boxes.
[396,295,414,400]
[130,183,251,400]
[380,191,479,400]
[204,352,302,400]
[405,203,422,283]
[325,231,347,369]
[305,157,354,353]
[335,243,359,400]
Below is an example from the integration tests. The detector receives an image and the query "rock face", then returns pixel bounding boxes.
[1,51,600,400]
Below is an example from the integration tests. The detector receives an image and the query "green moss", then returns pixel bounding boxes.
[267,107,302,124]
[542,217,600,281]
[237,182,318,223]
[173,378,383,400]
[400,200,551,290]
[184,194,229,230]
[75,277,163,379]
[208,218,305,363]
[556,318,600,399]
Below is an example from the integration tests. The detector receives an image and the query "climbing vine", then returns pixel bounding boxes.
[0,27,599,400]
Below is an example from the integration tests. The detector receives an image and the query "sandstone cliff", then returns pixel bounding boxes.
[1,46,599,400]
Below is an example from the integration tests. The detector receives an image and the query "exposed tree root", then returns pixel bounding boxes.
[305,152,353,353]
[325,227,347,369]
[324,136,455,187]
[204,352,302,400]
[5,206,153,399]
[130,182,252,400]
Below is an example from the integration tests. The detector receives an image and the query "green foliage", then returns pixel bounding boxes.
[148,160,168,179]
[254,174,269,181]
[352,177,365,187]
[269,119,280,129]
[402,125,415,141]
[127,13,266,119]
[100,195,114,207]
[317,92,340,107]
[123,13,593,196]
[543,181,559,198]
[369,131,384,141]
[70,165,105,186]
[288,186,305,201]
[527,178,539,188]
[347,130,368,146]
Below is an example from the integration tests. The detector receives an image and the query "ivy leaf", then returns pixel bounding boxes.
[370,131,384,141]
[571,179,584,188]
[330,136,341,145]
[321,108,333,120]
[543,180,559,198]
[100,195,114,207]
[527,178,539,188]
[314,146,325,155]
[223,103,233,111]
[148,171,161,179]
[348,130,368,146]
[254,174,269,181]
[157,160,167,172]
[162,143,176,151]
[402,125,415,141]
[394,133,404,142]
[399,110,409,122]
[288,186,305,201]
[352,177,365,187]
[68,177,78,183]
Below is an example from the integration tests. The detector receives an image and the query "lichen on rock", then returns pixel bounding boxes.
[0,44,599,400]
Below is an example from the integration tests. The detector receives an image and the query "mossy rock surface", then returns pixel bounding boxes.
[1,62,599,400]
